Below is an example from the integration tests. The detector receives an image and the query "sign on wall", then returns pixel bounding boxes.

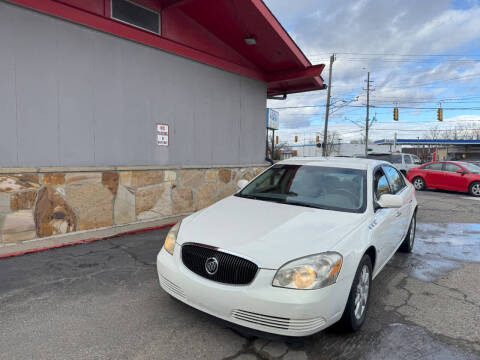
[156,123,169,146]
[266,108,279,130]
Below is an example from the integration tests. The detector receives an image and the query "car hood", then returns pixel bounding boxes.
[178,196,367,269]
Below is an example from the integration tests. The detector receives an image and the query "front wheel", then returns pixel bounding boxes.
[399,212,416,253]
[412,177,425,191]
[338,255,372,332]
[469,182,480,197]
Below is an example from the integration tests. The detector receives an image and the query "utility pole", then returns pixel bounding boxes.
[271,129,275,160]
[322,54,335,156]
[364,72,371,156]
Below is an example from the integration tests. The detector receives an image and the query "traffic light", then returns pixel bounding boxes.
[275,136,279,144]
[437,108,443,121]
[393,107,399,121]
[294,135,298,143]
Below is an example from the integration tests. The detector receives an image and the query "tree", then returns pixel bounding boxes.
[317,130,340,155]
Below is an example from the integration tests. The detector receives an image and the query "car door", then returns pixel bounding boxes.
[403,154,415,171]
[382,165,411,251]
[390,154,403,172]
[423,162,444,188]
[442,162,469,192]
[370,168,398,270]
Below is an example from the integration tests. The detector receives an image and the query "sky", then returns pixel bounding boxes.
[264,0,480,144]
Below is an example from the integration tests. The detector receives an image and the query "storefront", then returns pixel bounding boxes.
[0,0,325,253]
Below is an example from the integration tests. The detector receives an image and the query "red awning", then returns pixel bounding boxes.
[173,0,325,96]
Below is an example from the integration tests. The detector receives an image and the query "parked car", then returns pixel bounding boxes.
[157,158,417,336]
[407,161,480,197]
[364,153,422,175]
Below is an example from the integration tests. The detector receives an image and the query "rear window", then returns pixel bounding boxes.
[459,162,480,174]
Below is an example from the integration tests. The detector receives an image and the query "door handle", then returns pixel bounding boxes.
[395,211,402,217]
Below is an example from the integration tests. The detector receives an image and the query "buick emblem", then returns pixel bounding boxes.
[205,257,219,275]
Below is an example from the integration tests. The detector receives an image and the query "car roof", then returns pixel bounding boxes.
[276,157,389,170]
[423,160,460,165]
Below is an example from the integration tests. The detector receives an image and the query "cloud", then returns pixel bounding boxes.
[265,0,480,138]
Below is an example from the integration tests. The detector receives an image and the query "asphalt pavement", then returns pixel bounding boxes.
[0,189,479,360]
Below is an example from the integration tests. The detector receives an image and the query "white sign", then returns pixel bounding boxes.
[266,108,279,130]
[156,123,169,146]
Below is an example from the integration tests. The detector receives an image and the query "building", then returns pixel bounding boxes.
[0,0,325,253]
[287,143,392,158]
[375,139,480,161]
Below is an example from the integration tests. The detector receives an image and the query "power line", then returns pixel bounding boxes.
[304,51,480,57]
[378,74,480,89]
[272,104,480,110]
[367,128,480,131]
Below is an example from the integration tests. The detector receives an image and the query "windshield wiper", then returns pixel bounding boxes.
[235,193,287,203]
[235,194,260,200]
[284,200,328,210]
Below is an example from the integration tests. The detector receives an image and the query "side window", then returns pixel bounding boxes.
[391,154,402,164]
[374,169,390,200]
[404,155,412,164]
[422,162,443,171]
[444,163,461,173]
[383,166,406,194]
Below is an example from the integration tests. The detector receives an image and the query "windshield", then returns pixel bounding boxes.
[459,162,480,174]
[236,165,367,213]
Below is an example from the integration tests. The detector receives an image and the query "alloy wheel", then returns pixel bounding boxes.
[409,216,416,247]
[472,183,480,196]
[413,178,424,190]
[354,265,370,320]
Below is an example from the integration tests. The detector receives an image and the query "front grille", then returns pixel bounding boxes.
[231,310,326,332]
[181,244,258,285]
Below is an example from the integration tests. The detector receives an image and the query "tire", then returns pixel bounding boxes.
[412,176,425,191]
[399,212,416,253]
[338,254,372,332]
[469,182,480,197]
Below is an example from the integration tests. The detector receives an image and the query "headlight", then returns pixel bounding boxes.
[272,252,343,290]
[163,221,181,255]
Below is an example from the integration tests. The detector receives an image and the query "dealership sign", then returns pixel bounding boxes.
[156,124,169,146]
[266,108,279,130]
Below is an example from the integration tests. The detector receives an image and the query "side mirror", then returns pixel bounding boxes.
[377,194,403,208]
[456,169,465,174]
[237,179,249,190]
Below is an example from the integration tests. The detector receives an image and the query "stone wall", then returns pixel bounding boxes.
[0,166,265,247]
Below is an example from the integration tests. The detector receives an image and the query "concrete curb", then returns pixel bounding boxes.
[0,214,187,258]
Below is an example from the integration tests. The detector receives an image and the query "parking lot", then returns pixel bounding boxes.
[1,190,479,360]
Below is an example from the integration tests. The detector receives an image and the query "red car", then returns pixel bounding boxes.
[407,161,480,196]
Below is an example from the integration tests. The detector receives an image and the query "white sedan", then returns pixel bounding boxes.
[157,158,417,336]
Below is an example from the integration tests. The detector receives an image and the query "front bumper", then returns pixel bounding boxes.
[156,247,351,337]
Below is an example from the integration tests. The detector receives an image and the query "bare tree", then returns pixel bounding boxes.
[426,126,441,140]
[318,130,340,155]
